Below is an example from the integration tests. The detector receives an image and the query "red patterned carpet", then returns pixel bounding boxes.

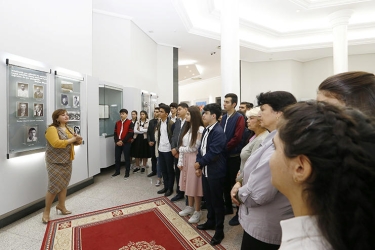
[41,197,225,250]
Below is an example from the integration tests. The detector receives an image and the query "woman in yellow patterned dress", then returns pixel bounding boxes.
[42,109,82,223]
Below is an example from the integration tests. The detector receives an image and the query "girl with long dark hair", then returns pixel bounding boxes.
[131,110,151,173]
[177,106,205,224]
[270,101,375,250]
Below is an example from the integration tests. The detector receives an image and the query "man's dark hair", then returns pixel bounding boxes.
[225,93,238,107]
[159,103,166,106]
[169,102,178,108]
[240,102,254,109]
[257,91,297,112]
[119,109,128,114]
[154,107,160,111]
[203,103,221,120]
[178,103,189,109]
[159,104,170,114]
[29,128,36,133]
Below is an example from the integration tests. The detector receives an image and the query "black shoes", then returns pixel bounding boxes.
[157,188,168,194]
[164,190,173,197]
[141,168,145,173]
[133,167,140,173]
[111,172,120,177]
[124,173,130,179]
[200,201,207,210]
[171,193,184,202]
[197,223,215,230]
[228,214,240,226]
[210,232,224,246]
[225,206,233,215]
[147,172,156,177]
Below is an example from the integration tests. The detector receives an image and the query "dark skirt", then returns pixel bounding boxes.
[131,134,151,158]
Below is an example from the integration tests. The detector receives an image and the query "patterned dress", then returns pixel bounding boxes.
[45,126,75,194]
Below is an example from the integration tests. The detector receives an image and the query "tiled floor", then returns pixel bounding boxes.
[0,166,243,249]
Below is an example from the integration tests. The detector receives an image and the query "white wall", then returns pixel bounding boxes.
[241,60,300,104]
[179,76,221,105]
[0,0,92,75]
[92,12,132,85]
[183,54,375,105]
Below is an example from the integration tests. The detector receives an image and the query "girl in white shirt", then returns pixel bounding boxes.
[270,101,375,250]
[177,106,204,224]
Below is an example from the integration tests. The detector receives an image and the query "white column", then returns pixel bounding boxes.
[221,0,240,105]
[328,9,353,74]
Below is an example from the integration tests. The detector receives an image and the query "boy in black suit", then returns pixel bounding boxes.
[194,103,227,246]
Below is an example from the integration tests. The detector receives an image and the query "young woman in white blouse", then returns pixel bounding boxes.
[270,101,375,250]
[131,110,151,173]
[177,106,205,224]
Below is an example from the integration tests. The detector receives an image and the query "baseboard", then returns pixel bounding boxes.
[0,177,94,229]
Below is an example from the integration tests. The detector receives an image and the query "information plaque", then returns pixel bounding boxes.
[6,62,49,158]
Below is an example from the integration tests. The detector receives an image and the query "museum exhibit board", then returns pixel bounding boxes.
[6,59,50,158]
[54,72,83,136]
[141,91,150,117]
[99,85,122,136]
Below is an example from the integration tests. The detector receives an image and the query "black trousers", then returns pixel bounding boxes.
[114,143,131,174]
[202,175,225,233]
[174,157,184,195]
[241,231,280,250]
[223,155,241,209]
[150,144,157,173]
[158,151,175,191]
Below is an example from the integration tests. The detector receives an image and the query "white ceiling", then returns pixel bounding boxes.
[93,0,375,84]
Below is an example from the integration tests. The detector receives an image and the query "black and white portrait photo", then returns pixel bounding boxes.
[34,103,44,117]
[27,127,38,142]
[73,95,80,108]
[73,126,81,135]
[61,94,68,106]
[17,82,29,98]
[17,102,29,117]
[33,85,44,99]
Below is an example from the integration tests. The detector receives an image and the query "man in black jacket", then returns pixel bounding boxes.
[170,102,189,201]
[147,107,160,177]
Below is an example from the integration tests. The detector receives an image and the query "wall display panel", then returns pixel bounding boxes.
[141,92,150,117]
[150,93,158,119]
[54,74,82,133]
[6,62,49,158]
[99,85,122,136]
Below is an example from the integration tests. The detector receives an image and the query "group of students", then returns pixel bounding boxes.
[110,71,375,249]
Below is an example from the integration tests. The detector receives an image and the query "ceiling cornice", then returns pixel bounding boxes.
[288,0,372,9]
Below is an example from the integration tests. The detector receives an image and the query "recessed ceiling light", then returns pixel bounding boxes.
[192,73,195,75]
[189,70,192,72]
[296,10,300,13]
[186,66,189,68]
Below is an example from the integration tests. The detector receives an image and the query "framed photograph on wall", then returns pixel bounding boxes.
[61,81,73,93]
[61,94,68,106]
[33,84,44,99]
[16,102,29,117]
[73,95,80,108]
[26,126,38,142]
[17,82,29,98]
[33,103,44,117]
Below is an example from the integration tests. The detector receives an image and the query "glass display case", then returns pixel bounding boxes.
[150,93,158,119]
[6,59,49,158]
[54,72,83,136]
[99,85,122,136]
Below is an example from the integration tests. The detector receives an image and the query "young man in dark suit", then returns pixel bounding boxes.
[195,103,227,246]
[147,107,160,177]
[170,102,189,202]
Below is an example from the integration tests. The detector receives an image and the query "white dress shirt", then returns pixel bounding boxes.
[200,122,217,177]
[158,119,171,152]
[279,216,332,250]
